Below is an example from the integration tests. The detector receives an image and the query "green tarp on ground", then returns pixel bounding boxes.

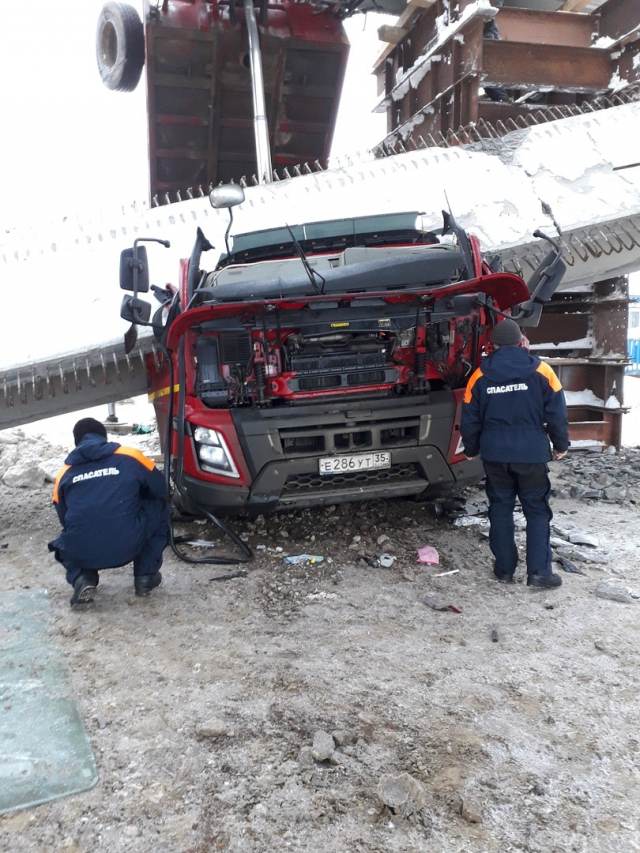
[0,590,97,814]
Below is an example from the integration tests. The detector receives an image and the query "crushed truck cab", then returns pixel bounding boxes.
[120,204,561,516]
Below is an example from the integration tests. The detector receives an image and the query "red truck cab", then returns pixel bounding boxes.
[121,206,545,516]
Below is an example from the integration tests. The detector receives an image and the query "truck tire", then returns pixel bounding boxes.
[96,2,145,92]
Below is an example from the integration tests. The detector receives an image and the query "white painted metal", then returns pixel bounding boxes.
[244,0,273,184]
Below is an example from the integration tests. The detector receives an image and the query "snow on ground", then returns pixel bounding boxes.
[2,441,640,852]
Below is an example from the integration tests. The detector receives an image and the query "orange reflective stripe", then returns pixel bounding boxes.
[115,446,155,471]
[536,362,562,392]
[463,368,483,404]
[52,464,71,504]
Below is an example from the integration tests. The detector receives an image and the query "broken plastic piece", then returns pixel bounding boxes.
[417,545,439,565]
[283,554,324,566]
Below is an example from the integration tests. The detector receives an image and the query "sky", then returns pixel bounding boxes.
[0,1,390,233]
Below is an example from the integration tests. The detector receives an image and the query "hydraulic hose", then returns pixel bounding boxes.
[159,340,253,576]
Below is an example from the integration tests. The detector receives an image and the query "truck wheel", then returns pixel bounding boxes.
[96,2,145,92]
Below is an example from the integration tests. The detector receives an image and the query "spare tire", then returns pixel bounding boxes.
[96,2,145,92]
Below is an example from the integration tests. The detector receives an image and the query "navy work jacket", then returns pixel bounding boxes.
[460,347,570,463]
[50,433,168,570]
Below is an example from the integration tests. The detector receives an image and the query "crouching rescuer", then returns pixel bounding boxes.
[461,319,570,589]
[49,418,170,605]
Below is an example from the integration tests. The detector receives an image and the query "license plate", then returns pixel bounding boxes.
[319,451,391,476]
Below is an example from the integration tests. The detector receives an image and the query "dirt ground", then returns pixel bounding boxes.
[1,453,640,853]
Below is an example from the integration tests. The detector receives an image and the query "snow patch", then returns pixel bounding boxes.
[530,337,593,351]
[605,394,622,409]
[563,389,621,409]
[609,70,628,92]
[592,36,615,49]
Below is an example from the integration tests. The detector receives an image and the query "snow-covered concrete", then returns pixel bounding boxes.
[1,102,640,373]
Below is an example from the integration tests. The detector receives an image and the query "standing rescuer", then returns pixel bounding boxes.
[49,418,170,606]
[461,319,570,589]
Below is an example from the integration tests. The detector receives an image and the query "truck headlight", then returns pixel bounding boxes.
[194,426,220,446]
[192,426,239,478]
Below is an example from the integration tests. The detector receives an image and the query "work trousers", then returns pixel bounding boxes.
[483,461,552,579]
[62,498,170,587]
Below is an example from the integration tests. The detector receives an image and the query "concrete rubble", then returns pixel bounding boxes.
[377,772,428,819]
[594,582,634,604]
[0,428,64,488]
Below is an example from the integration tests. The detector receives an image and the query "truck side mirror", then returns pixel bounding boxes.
[515,251,567,327]
[120,295,151,324]
[120,246,150,292]
[210,185,244,257]
[527,251,566,304]
[209,185,245,209]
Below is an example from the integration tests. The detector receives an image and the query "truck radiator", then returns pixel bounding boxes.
[297,369,387,391]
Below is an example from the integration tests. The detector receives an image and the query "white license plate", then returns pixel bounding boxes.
[319,451,391,476]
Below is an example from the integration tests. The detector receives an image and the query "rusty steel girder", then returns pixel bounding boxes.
[482,41,612,92]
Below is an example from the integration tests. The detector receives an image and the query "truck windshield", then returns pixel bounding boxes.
[221,211,439,266]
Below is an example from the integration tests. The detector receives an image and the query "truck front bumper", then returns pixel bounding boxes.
[180,393,484,515]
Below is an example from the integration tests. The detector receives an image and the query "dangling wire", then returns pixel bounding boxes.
[159,340,253,577]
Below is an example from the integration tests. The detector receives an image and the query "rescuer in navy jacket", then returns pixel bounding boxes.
[49,418,170,606]
[461,319,570,589]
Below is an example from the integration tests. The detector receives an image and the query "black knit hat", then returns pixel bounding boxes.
[491,319,522,348]
[73,417,107,446]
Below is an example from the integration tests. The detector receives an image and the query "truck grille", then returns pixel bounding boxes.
[282,463,422,494]
[278,415,420,456]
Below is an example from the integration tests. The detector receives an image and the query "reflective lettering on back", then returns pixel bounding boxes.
[72,467,120,484]
[486,383,529,395]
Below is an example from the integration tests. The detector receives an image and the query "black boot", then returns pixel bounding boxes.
[134,572,162,597]
[527,572,562,589]
[70,572,99,606]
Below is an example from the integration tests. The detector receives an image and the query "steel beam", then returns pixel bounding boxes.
[482,41,612,91]
[526,278,629,449]
[496,8,594,48]
[597,0,639,41]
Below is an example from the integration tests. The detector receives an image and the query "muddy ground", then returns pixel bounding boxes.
[1,447,640,853]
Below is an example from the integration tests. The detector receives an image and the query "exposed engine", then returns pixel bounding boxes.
[193,304,479,408]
